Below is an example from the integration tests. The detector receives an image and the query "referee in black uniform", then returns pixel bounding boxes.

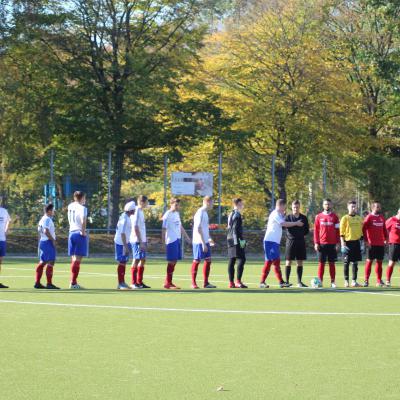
[284,200,310,287]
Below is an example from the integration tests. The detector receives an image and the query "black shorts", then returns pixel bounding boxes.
[343,240,362,263]
[366,245,384,261]
[285,239,307,261]
[388,244,400,262]
[319,244,337,263]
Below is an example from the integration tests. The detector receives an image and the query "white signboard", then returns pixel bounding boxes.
[171,172,213,197]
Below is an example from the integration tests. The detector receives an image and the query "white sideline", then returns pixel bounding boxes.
[0,299,400,316]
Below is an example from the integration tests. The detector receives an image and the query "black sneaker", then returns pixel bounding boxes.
[280,281,292,288]
[297,282,308,288]
[34,283,46,289]
[46,283,60,290]
[0,283,9,289]
[139,283,151,289]
[235,282,248,289]
[363,280,369,287]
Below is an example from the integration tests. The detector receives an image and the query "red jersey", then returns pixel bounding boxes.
[314,212,340,245]
[362,213,387,246]
[385,216,400,244]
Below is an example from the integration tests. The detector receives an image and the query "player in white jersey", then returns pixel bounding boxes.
[191,196,216,289]
[0,203,11,288]
[67,191,88,289]
[114,201,136,290]
[162,198,191,289]
[130,195,150,289]
[35,204,59,289]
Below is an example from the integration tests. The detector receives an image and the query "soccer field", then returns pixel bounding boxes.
[1,258,400,400]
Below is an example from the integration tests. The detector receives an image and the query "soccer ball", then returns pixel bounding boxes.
[310,277,322,289]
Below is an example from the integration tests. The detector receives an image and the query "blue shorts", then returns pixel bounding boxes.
[39,240,56,262]
[193,243,211,260]
[68,232,88,257]
[131,242,147,260]
[115,243,131,263]
[0,241,6,257]
[166,240,182,261]
[264,241,280,261]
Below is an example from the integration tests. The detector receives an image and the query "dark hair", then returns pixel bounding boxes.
[45,203,54,213]
[372,200,380,205]
[323,198,332,203]
[348,200,356,205]
[138,195,148,203]
[74,191,86,201]
[292,200,300,205]
[170,198,181,205]
[276,199,286,207]
[233,198,242,206]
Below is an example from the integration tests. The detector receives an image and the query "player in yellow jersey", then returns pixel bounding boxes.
[340,200,363,287]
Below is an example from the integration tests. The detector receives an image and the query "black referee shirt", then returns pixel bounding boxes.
[285,213,310,240]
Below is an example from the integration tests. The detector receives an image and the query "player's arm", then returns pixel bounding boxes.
[281,220,303,228]
[181,225,191,244]
[362,216,370,247]
[335,216,340,249]
[44,225,55,245]
[5,212,10,235]
[81,209,87,236]
[383,218,389,244]
[339,216,347,248]
[303,216,310,236]
[313,216,320,251]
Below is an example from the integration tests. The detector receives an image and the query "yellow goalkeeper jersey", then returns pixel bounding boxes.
[340,214,363,241]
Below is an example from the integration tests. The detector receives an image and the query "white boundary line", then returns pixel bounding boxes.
[0,299,400,316]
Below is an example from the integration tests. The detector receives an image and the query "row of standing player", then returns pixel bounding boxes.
[0,193,398,289]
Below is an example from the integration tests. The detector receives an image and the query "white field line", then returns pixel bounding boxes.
[0,299,400,317]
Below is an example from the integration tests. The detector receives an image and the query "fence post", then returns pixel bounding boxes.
[322,157,327,197]
[271,155,275,211]
[218,152,222,225]
[107,150,112,234]
[163,155,168,213]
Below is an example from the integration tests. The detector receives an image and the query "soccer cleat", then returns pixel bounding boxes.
[363,280,369,287]
[351,280,361,288]
[191,284,200,289]
[386,281,391,287]
[69,283,84,290]
[0,283,9,289]
[344,280,349,288]
[229,282,236,288]
[204,283,216,289]
[376,280,385,287]
[46,283,60,290]
[130,284,140,290]
[235,282,248,289]
[138,283,151,289]
[331,282,337,288]
[297,282,308,288]
[164,283,181,290]
[280,282,292,288]
[259,282,269,289]
[34,283,46,289]
[117,283,131,290]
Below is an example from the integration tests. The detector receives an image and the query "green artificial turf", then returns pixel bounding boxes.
[0,257,400,400]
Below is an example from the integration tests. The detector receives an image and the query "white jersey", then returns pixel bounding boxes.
[38,215,56,241]
[130,208,146,243]
[264,209,285,244]
[68,202,87,232]
[0,207,10,241]
[193,206,210,244]
[114,212,132,245]
[162,210,182,244]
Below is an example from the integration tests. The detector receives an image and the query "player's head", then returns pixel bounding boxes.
[170,198,181,211]
[347,200,357,215]
[323,198,332,212]
[203,196,213,210]
[124,200,136,215]
[45,203,55,217]
[292,200,300,214]
[137,195,148,208]
[276,199,286,213]
[74,191,86,205]
[371,200,381,214]
[233,198,244,211]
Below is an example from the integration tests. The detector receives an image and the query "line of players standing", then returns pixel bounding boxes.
[0,192,398,289]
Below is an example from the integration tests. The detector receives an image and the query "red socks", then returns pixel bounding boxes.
[261,260,272,283]
[46,265,53,285]
[137,266,144,285]
[35,263,45,284]
[386,264,394,282]
[375,260,383,282]
[191,261,199,286]
[71,260,81,285]
[165,262,176,285]
[203,260,211,285]
[318,262,325,281]
[329,262,336,282]
[131,265,138,285]
[273,259,283,282]
[365,260,372,281]
[117,263,126,284]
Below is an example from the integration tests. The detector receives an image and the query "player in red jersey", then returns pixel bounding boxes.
[362,201,387,287]
[384,209,400,287]
[314,199,340,288]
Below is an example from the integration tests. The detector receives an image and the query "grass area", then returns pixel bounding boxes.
[1,257,400,400]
